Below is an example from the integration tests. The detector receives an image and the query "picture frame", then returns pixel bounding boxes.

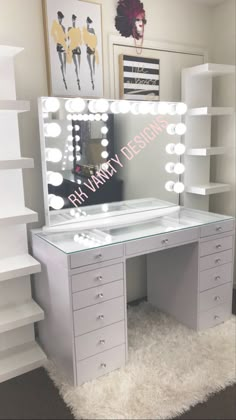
[119,54,160,101]
[43,0,104,97]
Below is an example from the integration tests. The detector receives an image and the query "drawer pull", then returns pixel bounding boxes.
[214,296,221,302]
[216,244,222,249]
[96,276,103,282]
[101,363,107,369]
[162,239,169,245]
[95,254,103,260]
[97,293,104,299]
[215,276,221,281]
[216,227,223,232]
[214,315,220,321]
[215,258,221,264]
[99,339,106,345]
[98,314,104,320]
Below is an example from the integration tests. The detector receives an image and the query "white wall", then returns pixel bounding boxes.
[209,0,236,283]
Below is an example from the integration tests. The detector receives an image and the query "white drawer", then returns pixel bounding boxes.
[199,264,233,292]
[73,296,125,336]
[198,302,232,330]
[75,321,125,361]
[200,236,233,257]
[125,228,198,256]
[72,280,124,310]
[70,244,124,269]
[200,220,234,238]
[72,263,123,292]
[199,283,233,312]
[200,250,233,271]
[76,344,126,385]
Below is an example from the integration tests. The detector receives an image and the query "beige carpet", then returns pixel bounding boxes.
[46,302,236,419]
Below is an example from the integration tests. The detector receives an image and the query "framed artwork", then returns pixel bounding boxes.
[119,54,160,100]
[43,0,104,97]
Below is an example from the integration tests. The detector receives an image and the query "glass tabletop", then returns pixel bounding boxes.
[36,207,234,254]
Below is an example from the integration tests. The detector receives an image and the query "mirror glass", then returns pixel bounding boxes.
[39,98,186,227]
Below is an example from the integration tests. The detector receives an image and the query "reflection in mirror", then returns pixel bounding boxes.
[38,98,187,227]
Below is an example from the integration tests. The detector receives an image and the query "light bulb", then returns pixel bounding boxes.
[150,103,160,115]
[65,98,86,113]
[88,100,97,113]
[44,123,61,138]
[74,234,80,242]
[118,100,131,114]
[175,123,187,136]
[89,114,95,121]
[72,114,78,121]
[166,144,176,155]
[67,135,73,142]
[165,162,175,173]
[174,182,185,194]
[174,163,185,175]
[76,146,81,151]
[46,148,62,163]
[110,102,119,114]
[102,163,109,170]
[67,114,73,121]
[76,155,81,161]
[101,139,109,147]
[77,114,83,121]
[168,104,177,115]
[68,146,74,152]
[47,172,63,187]
[48,194,65,210]
[101,126,109,135]
[139,102,150,114]
[83,114,89,121]
[70,209,76,217]
[95,99,109,113]
[101,151,109,159]
[69,156,74,162]
[158,102,169,115]
[95,114,101,121]
[67,125,73,131]
[165,181,175,192]
[175,143,186,156]
[75,135,80,141]
[74,125,80,131]
[176,103,188,115]
[42,98,60,113]
[166,124,176,135]
[102,204,109,212]
[130,103,140,115]
[102,113,109,122]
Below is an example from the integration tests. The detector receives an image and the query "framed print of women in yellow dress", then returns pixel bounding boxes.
[43,0,103,97]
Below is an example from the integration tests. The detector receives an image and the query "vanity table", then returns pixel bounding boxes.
[32,205,234,386]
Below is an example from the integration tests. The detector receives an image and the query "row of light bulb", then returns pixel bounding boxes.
[67,113,109,122]
[165,181,185,194]
[73,233,112,246]
[42,97,188,116]
[165,162,185,175]
[166,143,186,156]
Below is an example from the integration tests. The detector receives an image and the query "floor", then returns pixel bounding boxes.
[0,292,235,420]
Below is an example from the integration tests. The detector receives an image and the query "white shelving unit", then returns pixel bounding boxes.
[182,62,235,210]
[0,45,46,383]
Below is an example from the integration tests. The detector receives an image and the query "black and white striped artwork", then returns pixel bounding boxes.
[119,54,160,101]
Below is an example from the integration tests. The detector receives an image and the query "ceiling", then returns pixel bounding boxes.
[190,0,225,6]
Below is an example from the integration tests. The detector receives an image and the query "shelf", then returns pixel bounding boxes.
[0,208,38,226]
[0,300,44,334]
[0,254,41,283]
[185,63,235,77]
[0,342,46,383]
[188,107,234,116]
[0,100,30,113]
[187,147,226,156]
[186,183,231,196]
[0,46,23,58]
[0,158,34,170]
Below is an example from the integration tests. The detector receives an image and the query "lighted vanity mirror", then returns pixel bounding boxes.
[38,97,187,227]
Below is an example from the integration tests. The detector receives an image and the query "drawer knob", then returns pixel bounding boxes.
[99,339,106,345]
[215,276,221,281]
[214,296,221,302]
[162,239,169,245]
[96,254,103,259]
[97,276,103,281]
[98,314,104,320]
[98,293,104,299]
[215,258,221,264]
[214,315,220,321]
[216,244,222,249]
[101,363,107,369]
[216,227,223,232]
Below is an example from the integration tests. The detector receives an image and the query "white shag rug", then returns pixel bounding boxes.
[46,303,236,420]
